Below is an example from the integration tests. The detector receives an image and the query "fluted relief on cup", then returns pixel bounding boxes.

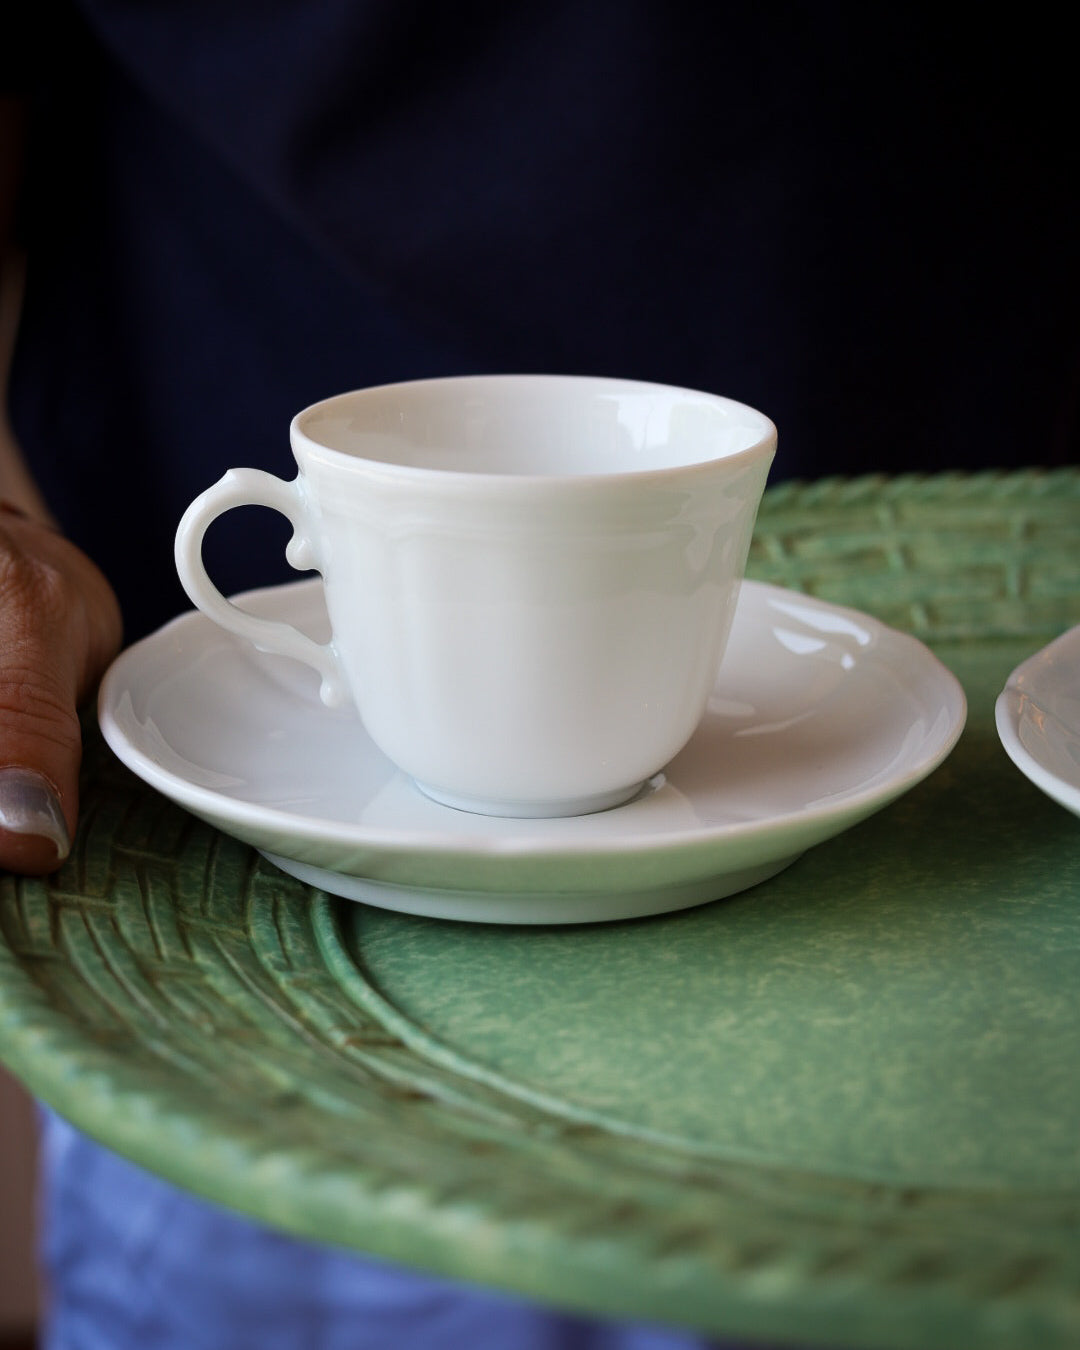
[176,375,775,817]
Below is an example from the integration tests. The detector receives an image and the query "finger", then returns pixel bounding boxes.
[0,604,84,875]
[0,764,72,874]
[0,657,81,875]
[0,515,120,875]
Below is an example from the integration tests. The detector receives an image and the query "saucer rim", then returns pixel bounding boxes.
[99,578,967,863]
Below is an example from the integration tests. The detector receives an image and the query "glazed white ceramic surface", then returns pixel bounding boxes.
[996,624,1080,819]
[175,375,775,817]
[99,578,967,924]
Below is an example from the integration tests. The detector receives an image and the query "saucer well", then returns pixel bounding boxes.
[99,579,966,923]
[996,623,1080,820]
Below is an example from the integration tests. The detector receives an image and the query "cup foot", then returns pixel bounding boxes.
[412,779,647,819]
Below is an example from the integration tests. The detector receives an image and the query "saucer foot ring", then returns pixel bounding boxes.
[259,851,804,924]
[413,778,648,820]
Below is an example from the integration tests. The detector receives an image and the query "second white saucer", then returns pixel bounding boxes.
[996,623,1080,820]
[99,579,966,923]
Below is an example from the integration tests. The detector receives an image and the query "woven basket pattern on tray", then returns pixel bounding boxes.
[1,470,1079,1350]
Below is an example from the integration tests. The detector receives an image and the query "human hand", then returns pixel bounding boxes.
[0,505,123,874]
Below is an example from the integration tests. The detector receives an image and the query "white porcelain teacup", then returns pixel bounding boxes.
[175,374,776,817]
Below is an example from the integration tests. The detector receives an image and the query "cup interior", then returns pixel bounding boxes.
[294,375,775,478]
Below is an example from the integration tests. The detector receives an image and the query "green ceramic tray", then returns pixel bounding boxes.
[2,471,1079,1350]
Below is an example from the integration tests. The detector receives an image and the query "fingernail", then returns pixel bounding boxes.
[0,767,72,861]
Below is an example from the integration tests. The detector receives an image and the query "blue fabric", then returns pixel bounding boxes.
[38,1111,725,1350]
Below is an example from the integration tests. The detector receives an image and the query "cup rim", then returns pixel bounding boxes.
[289,373,777,485]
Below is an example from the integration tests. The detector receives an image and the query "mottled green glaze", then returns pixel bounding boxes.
[2,471,1080,1350]
[339,638,1079,1191]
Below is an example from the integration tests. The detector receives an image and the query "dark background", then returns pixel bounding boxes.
[7,2,1078,638]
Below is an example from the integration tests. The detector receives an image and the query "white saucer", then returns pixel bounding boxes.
[99,579,966,924]
[996,624,1080,820]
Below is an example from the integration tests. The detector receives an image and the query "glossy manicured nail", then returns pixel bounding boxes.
[0,767,71,860]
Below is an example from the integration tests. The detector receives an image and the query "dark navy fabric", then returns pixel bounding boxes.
[4,5,1079,1348]
[9,2,1080,638]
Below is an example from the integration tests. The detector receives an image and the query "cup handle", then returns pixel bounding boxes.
[174,468,347,707]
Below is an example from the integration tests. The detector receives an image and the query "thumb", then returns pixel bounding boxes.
[0,766,73,875]
[0,510,122,875]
